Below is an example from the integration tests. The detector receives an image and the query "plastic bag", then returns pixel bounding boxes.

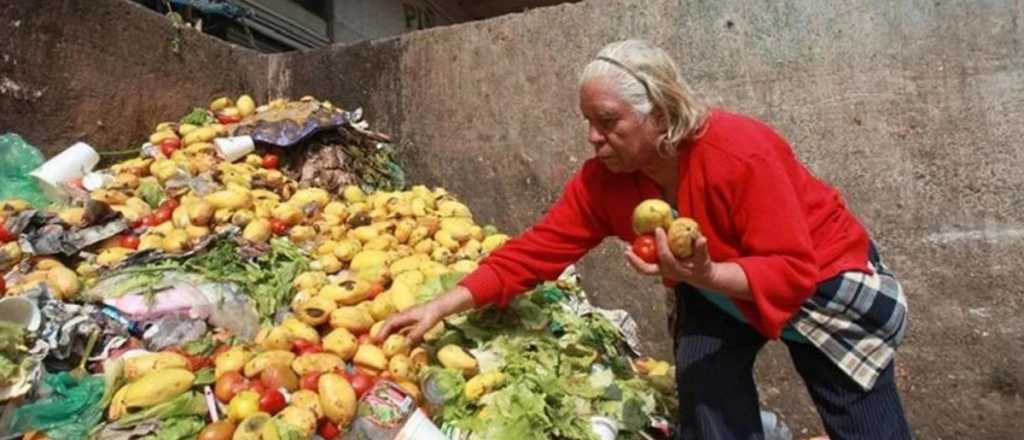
[0,133,49,208]
[9,372,106,440]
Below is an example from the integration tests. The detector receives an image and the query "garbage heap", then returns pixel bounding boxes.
[0,94,677,440]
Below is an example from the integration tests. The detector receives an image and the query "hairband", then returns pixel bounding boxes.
[595,56,652,98]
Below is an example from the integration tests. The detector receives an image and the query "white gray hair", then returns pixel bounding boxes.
[579,39,708,156]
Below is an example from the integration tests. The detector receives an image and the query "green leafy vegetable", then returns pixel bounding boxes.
[179,108,214,126]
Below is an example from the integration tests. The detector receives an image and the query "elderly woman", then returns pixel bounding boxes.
[377,39,911,440]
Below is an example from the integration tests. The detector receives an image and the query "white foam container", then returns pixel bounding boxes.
[213,136,255,162]
[29,142,99,198]
[590,416,620,440]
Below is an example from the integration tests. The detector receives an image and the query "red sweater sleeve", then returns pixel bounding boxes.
[459,164,611,307]
[725,153,819,338]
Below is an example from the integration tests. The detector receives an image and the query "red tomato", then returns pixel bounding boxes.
[216,114,241,124]
[153,207,172,224]
[318,420,340,440]
[259,388,287,414]
[291,339,323,356]
[118,235,140,250]
[140,214,159,227]
[299,372,321,392]
[159,138,180,156]
[261,154,279,170]
[128,217,144,229]
[0,224,14,242]
[270,219,288,236]
[159,198,180,212]
[631,235,658,264]
[347,371,375,398]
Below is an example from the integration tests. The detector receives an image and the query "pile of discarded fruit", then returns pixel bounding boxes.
[0,95,677,440]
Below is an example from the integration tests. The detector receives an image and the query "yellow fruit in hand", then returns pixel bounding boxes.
[632,199,674,235]
[667,217,700,259]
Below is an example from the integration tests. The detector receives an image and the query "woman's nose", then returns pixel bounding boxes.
[587,124,605,146]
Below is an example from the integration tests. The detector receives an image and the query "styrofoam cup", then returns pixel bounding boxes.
[30,142,100,198]
[590,416,619,440]
[214,136,255,162]
[0,296,40,332]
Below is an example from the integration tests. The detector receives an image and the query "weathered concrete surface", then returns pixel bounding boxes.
[2,0,1022,437]
[0,0,270,158]
[286,1,1024,438]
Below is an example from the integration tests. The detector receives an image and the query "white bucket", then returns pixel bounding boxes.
[590,416,620,440]
[213,136,255,162]
[0,296,41,332]
[29,142,100,198]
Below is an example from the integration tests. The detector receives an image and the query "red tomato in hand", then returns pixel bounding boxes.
[299,372,321,392]
[159,138,180,156]
[259,388,287,414]
[347,371,375,398]
[0,224,14,242]
[261,154,279,170]
[319,420,340,440]
[631,235,658,264]
[118,235,140,250]
[270,219,288,235]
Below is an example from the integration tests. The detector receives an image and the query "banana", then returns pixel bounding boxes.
[124,352,190,380]
[122,368,194,408]
[437,345,478,376]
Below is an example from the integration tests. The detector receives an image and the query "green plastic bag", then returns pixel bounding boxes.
[0,133,50,207]
[9,372,106,440]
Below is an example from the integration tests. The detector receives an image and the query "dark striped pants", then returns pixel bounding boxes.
[673,290,912,440]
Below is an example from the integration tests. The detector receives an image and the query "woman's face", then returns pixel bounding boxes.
[579,78,664,173]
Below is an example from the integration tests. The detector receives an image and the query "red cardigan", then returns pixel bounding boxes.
[459,110,871,339]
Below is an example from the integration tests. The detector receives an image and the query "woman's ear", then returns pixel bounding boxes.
[649,108,669,132]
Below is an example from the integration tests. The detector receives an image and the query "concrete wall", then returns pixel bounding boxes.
[2,0,1022,437]
[283,1,1024,438]
[329,0,467,44]
[0,0,270,158]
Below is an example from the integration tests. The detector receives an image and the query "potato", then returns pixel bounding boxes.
[187,201,214,226]
[162,229,189,253]
[278,406,317,435]
[388,354,413,381]
[318,374,356,425]
[282,317,320,343]
[294,296,336,327]
[242,219,271,242]
[329,306,374,334]
[289,390,322,419]
[322,328,358,361]
[271,203,302,226]
[292,353,344,376]
[319,279,369,306]
[382,334,411,358]
[236,95,256,117]
[206,189,253,210]
[47,266,80,300]
[353,344,387,371]
[632,199,673,235]
[243,350,296,377]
